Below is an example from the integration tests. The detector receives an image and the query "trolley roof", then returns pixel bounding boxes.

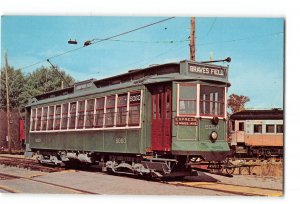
[230,109,283,120]
[28,60,230,106]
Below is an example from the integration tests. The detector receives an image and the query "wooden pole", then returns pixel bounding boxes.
[190,17,196,61]
[4,50,12,154]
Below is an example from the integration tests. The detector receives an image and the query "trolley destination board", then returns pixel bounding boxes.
[174,117,198,126]
[188,63,227,78]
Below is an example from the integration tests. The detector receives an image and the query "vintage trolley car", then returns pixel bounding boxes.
[25,59,231,177]
[229,109,283,158]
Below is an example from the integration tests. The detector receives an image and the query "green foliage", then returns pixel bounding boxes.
[0,66,75,111]
[0,66,26,110]
[227,93,250,113]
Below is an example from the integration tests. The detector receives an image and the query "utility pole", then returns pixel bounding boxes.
[190,17,196,61]
[4,50,12,154]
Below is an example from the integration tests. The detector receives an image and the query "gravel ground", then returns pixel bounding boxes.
[207,173,283,190]
[0,160,283,195]
[0,165,232,195]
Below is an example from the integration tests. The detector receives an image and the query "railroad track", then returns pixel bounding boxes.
[168,181,283,196]
[0,172,97,194]
[0,155,64,173]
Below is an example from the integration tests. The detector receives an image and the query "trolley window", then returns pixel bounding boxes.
[54,105,61,130]
[266,124,275,133]
[30,109,36,131]
[276,124,283,133]
[61,103,69,130]
[69,102,77,129]
[178,84,197,115]
[36,108,42,131]
[128,92,141,126]
[105,95,116,127]
[239,122,244,131]
[116,94,128,127]
[77,100,85,129]
[85,99,95,128]
[47,106,54,130]
[95,98,105,128]
[41,107,48,130]
[200,85,224,117]
[231,121,235,131]
[254,124,262,133]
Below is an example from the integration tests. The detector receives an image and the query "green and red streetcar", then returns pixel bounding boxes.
[25,59,231,177]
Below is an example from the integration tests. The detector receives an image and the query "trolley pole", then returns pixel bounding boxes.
[4,50,12,154]
[190,17,196,61]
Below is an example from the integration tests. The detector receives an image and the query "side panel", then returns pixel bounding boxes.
[29,129,141,153]
[27,85,147,155]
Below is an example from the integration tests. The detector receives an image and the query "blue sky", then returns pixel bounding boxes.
[1,16,284,109]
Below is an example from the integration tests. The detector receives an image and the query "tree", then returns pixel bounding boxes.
[1,66,75,111]
[0,66,27,111]
[20,66,75,109]
[227,94,250,113]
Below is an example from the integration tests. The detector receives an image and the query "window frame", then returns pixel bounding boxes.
[128,91,142,126]
[177,83,226,118]
[199,84,225,118]
[105,95,116,127]
[61,103,69,130]
[238,122,244,131]
[95,97,105,128]
[116,93,128,127]
[266,124,275,133]
[85,98,96,129]
[253,124,263,134]
[47,106,55,131]
[276,124,284,134]
[177,83,197,116]
[30,108,37,131]
[77,100,86,129]
[29,90,143,133]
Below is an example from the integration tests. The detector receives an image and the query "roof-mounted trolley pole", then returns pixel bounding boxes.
[200,57,232,64]
[46,59,71,88]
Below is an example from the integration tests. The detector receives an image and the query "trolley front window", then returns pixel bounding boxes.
[178,84,197,115]
[200,85,225,117]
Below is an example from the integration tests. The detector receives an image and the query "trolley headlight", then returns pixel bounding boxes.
[210,131,218,142]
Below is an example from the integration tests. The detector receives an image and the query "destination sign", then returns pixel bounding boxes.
[174,117,198,126]
[188,64,227,78]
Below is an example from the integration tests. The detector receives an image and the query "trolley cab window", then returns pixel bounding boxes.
[200,85,225,117]
[178,84,197,115]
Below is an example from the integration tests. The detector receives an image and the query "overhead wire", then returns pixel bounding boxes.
[18,16,176,70]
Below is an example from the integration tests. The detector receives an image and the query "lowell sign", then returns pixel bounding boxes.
[188,64,227,78]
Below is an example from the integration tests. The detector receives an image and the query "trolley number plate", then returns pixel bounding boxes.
[115,137,127,144]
